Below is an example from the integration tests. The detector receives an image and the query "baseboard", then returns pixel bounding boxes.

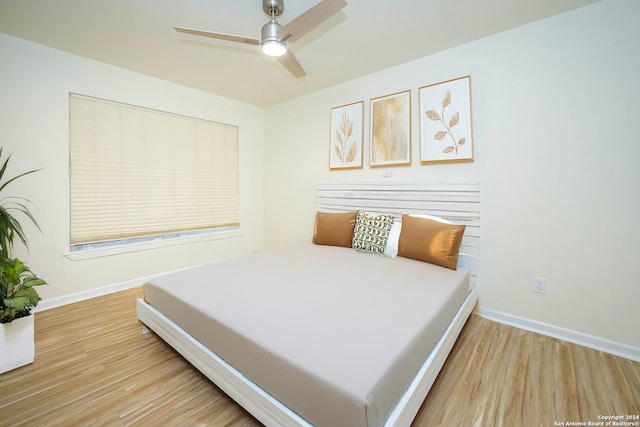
[34,277,149,313]
[477,307,640,363]
[32,262,211,313]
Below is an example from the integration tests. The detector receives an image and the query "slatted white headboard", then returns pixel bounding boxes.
[316,182,480,257]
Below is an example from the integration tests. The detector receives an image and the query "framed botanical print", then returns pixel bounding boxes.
[329,101,364,169]
[369,90,411,167]
[419,76,474,163]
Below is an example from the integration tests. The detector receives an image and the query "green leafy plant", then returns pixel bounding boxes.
[0,148,45,323]
[0,147,42,259]
[0,258,46,323]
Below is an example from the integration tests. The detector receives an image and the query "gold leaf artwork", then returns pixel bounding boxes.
[442,91,451,108]
[425,90,466,155]
[346,141,357,162]
[334,111,358,164]
[419,76,473,163]
[449,112,459,127]
[425,110,440,121]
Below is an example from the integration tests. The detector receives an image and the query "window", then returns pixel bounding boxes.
[69,94,239,254]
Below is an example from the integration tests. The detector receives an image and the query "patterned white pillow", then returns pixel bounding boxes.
[383,221,402,258]
[352,211,394,254]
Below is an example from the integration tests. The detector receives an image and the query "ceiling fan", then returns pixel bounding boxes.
[174,0,347,78]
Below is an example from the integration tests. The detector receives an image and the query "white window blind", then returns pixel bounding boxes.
[69,94,239,248]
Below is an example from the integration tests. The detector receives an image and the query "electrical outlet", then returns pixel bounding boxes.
[534,277,547,294]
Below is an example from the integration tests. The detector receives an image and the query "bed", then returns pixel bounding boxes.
[137,182,480,427]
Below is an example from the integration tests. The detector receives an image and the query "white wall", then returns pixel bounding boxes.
[0,33,265,300]
[264,0,640,349]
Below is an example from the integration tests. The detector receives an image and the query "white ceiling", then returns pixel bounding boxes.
[0,0,599,107]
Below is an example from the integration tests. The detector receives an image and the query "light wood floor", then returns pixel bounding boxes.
[1,288,638,426]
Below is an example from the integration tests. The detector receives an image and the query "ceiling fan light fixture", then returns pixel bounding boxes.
[261,39,287,56]
[261,17,287,57]
[174,0,347,78]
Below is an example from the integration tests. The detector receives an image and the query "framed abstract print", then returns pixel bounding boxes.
[369,90,411,167]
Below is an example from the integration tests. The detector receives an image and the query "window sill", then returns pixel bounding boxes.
[65,229,244,261]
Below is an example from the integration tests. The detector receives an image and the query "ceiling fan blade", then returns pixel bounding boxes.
[277,0,347,44]
[174,26,260,46]
[276,50,306,78]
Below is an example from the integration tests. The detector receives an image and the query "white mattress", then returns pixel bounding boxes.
[143,243,470,427]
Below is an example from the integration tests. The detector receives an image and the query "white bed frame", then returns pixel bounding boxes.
[137,182,480,427]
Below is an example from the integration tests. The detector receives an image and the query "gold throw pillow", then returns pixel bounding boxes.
[397,214,465,269]
[312,211,357,248]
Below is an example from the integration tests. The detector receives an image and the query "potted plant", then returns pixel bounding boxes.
[0,148,46,373]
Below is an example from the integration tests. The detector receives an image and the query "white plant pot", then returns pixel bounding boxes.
[0,314,35,374]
